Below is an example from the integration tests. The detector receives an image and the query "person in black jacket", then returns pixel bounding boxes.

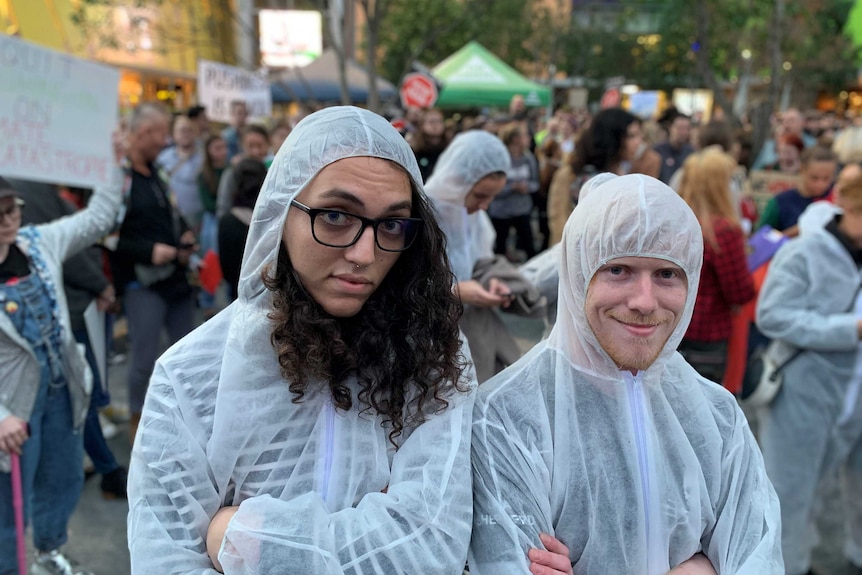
[110,103,196,441]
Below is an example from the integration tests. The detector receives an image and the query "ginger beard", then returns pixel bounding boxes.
[584,257,688,373]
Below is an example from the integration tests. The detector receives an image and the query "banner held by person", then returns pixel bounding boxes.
[197,60,273,124]
[0,35,119,189]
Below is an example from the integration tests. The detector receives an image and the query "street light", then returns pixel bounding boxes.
[783,61,792,71]
[741,48,752,60]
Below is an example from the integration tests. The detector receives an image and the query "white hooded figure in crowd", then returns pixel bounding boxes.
[756,171,862,575]
[127,106,476,574]
[469,174,783,574]
[425,130,547,381]
[423,130,510,305]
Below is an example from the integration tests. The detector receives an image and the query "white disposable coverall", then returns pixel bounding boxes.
[757,217,862,575]
[127,106,476,574]
[469,174,783,574]
[423,130,510,284]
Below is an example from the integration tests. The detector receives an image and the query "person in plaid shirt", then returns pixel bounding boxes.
[677,148,755,382]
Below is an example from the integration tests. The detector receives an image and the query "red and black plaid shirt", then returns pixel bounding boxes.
[685,217,756,342]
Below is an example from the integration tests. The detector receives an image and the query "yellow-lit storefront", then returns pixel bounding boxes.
[1,0,235,112]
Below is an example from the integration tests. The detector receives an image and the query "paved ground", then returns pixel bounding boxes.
[43,313,858,574]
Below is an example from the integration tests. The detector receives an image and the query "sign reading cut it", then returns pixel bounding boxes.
[0,35,120,189]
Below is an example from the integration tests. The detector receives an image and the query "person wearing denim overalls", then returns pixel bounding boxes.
[0,170,121,575]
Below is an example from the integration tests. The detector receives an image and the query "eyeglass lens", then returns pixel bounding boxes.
[311,211,418,251]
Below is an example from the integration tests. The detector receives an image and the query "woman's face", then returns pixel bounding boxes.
[464,173,507,214]
[421,112,445,139]
[777,144,801,173]
[621,122,643,162]
[0,196,22,248]
[208,138,228,167]
[283,157,412,318]
[243,133,270,161]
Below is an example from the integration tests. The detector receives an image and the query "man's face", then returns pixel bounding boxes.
[0,196,22,246]
[173,117,196,148]
[197,111,210,135]
[464,174,506,214]
[232,103,248,127]
[133,115,170,163]
[669,117,691,146]
[585,256,688,373]
[243,132,269,161]
[283,157,411,318]
[782,110,803,135]
[510,95,526,117]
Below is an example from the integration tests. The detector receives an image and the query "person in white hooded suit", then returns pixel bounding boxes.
[469,174,783,574]
[127,106,476,574]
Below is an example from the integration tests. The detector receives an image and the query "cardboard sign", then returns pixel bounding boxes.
[0,35,120,188]
[197,60,273,124]
[746,169,802,215]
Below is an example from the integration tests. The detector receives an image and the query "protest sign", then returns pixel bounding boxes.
[746,169,802,215]
[0,35,120,189]
[197,60,272,123]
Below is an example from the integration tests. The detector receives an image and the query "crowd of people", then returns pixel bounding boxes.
[1,92,862,575]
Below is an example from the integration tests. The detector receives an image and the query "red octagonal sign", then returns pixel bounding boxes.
[400,73,438,109]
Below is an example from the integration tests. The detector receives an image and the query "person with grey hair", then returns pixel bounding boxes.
[109,102,197,442]
[469,174,783,574]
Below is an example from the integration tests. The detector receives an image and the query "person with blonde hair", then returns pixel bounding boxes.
[676,148,755,382]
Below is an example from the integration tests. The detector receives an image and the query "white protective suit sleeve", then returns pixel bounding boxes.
[128,359,223,575]
[469,174,783,575]
[757,237,859,352]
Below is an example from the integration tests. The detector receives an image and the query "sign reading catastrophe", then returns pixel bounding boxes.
[0,35,120,189]
[197,60,272,124]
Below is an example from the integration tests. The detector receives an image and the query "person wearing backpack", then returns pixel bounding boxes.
[756,171,862,575]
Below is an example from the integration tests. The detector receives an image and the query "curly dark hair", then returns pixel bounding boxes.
[262,177,468,445]
[570,108,639,174]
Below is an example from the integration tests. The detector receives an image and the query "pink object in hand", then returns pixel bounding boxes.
[11,452,27,575]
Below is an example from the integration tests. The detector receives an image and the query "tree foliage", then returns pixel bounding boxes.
[377,0,535,85]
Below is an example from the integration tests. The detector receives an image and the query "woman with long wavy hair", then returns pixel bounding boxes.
[128,107,475,574]
[547,108,645,246]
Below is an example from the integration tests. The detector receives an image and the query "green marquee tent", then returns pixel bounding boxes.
[848,0,862,54]
[432,41,551,108]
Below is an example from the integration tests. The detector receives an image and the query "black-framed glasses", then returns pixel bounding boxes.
[290,200,422,252]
